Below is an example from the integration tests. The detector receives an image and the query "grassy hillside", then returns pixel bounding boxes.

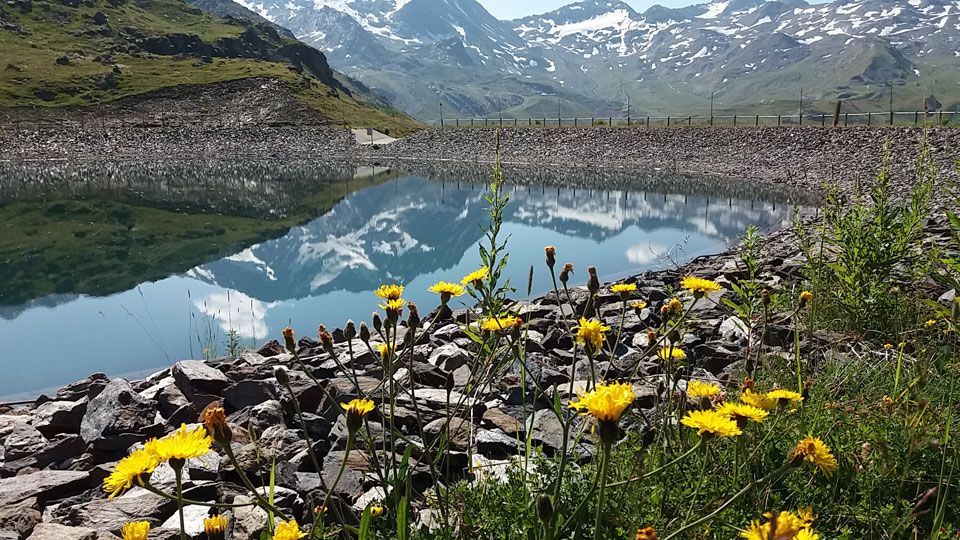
[0,0,422,135]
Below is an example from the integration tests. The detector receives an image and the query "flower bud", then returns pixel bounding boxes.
[372,312,383,333]
[359,322,371,343]
[407,302,421,329]
[274,366,290,386]
[544,246,556,269]
[587,266,600,296]
[536,494,554,523]
[761,289,771,306]
[344,320,357,340]
[203,404,232,445]
[282,326,296,354]
[559,263,574,285]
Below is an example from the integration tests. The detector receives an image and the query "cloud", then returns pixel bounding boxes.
[626,242,668,264]
[194,290,272,339]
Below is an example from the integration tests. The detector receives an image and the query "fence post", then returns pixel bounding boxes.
[485,118,488,127]
[939,111,943,124]
[710,115,713,127]
[627,115,631,126]
[914,111,919,125]
[733,115,737,126]
[646,116,650,127]
[514,118,517,126]
[687,116,691,126]
[609,117,612,126]
[777,115,781,126]
[755,115,759,126]
[845,113,848,127]
[667,116,670,126]
[867,112,871,126]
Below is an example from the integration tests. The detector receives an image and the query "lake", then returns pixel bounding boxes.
[0,160,817,400]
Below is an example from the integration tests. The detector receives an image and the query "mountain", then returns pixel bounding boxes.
[230,0,960,119]
[0,0,421,134]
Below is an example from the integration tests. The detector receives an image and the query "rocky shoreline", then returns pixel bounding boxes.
[2,125,957,205]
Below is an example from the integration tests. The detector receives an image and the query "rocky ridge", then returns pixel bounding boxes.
[1,217,956,539]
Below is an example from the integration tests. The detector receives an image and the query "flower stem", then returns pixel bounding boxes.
[222,443,291,520]
[592,443,611,540]
[174,464,186,540]
[319,431,355,524]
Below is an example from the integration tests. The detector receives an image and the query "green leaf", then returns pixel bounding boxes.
[396,495,409,540]
[358,507,372,540]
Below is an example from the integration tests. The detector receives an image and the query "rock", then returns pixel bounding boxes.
[476,428,517,458]
[427,343,470,371]
[223,380,277,410]
[320,450,368,500]
[25,523,97,540]
[79,378,157,447]
[3,425,47,461]
[719,316,749,340]
[481,408,522,436]
[156,386,189,419]
[0,414,31,439]
[51,487,176,530]
[0,496,41,539]
[541,326,573,350]
[423,417,472,451]
[55,373,108,402]
[35,434,85,469]
[32,400,87,436]
[257,340,285,357]
[91,10,106,24]
[939,289,955,304]
[54,56,71,66]
[227,400,285,434]
[230,496,268,540]
[159,504,209,536]
[0,470,90,506]
[172,360,230,401]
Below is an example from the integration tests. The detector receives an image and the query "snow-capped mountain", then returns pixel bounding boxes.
[212,0,960,119]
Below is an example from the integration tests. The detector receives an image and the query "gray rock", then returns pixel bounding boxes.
[172,360,230,401]
[428,343,470,372]
[0,496,41,539]
[159,504,210,536]
[79,378,157,446]
[0,470,90,506]
[32,400,87,436]
[321,450,367,500]
[51,487,175,530]
[719,316,749,340]
[230,496,268,539]
[227,400,285,434]
[223,379,277,410]
[156,385,189,419]
[55,373,108,402]
[26,523,97,540]
[3,425,47,461]
[423,417,472,451]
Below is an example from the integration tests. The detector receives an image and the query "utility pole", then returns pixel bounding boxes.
[439,102,443,128]
[798,88,803,125]
[627,94,631,126]
[557,97,561,125]
[498,97,502,126]
[889,81,894,125]
[710,90,714,126]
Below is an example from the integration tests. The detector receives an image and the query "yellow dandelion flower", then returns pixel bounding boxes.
[121,521,150,540]
[378,342,396,360]
[883,343,894,349]
[461,266,489,287]
[374,284,404,300]
[925,319,937,327]
[428,281,466,298]
[680,276,723,296]
[660,298,683,317]
[686,380,720,398]
[635,527,658,540]
[369,505,385,517]
[610,283,636,293]
[145,423,212,463]
[792,435,838,475]
[342,398,375,433]
[740,389,776,410]
[767,389,804,404]
[568,381,636,423]
[103,447,161,498]
[379,298,406,316]
[796,507,816,529]
[631,301,648,310]
[575,317,611,353]
[657,347,686,361]
[203,515,227,540]
[273,520,306,540]
[799,290,813,305]
[796,529,820,540]
[740,510,807,540]
[680,409,742,437]
[480,315,522,332]
[717,402,769,425]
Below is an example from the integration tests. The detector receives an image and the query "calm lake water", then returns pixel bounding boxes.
[0,161,816,400]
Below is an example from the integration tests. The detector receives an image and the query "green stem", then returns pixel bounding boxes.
[684,447,710,522]
[606,438,703,488]
[319,431,355,523]
[141,481,258,508]
[222,443,291,520]
[592,444,611,540]
[174,464,186,540]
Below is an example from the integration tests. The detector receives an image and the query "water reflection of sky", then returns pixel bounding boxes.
[0,175,808,400]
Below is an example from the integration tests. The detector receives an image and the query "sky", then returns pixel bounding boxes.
[479,0,693,19]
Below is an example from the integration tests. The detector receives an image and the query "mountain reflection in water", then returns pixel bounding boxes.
[0,163,816,400]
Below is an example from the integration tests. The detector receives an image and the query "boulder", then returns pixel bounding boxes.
[172,360,229,401]
[32,400,87,436]
[3,425,47,461]
[26,523,97,540]
[0,470,90,506]
[79,378,157,446]
[0,496,41,539]
[50,487,176,530]
[223,380,277,410]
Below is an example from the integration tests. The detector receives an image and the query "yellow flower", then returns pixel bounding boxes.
[680,276,723,296]
[121,521,150,540]
[635,527,658,540]
[796,530,820,540]
[799,290,813,306]
[282,326,296,352]
[374,284,404,300]
[428,281,466,299]
[480,315,522,332]
[145,423,212,463]
[717,402,769,424]
[925,319,937,327]
[568,381,636,423]
[377,342,395,359]
[686,380,720,398]
[883,343,894,349]
[660,298,683,317]
[610,283,637,293]
[461,266,489,287]
[631,301,648,310]
[575,317,611,353]
[103,447,161,498]
[740,389,776,410]
[767,389,804,404]
[203,515,227,539]
[741,510,810,540]
[657,347,686,361]
[379,298,406,319]
[273,520,306,540]
[369,505,385,517]
[203,405,231,444]
[791,435,839,476]
[680,409,742,437]
[796,507,816,529]
[342,398,375,433]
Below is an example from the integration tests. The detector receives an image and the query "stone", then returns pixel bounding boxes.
[227,400,285,434]
[223,379,277,410]
[428,343,470,371]
[719,316,749,340]
[230,495,268,540]
[32,400,87,436]
[51,487,176,530]
[35,434,85,469]
[91,10,106,24]
[423,417,472,451]
[0,496,41,539]
[0,470,90,506]
[0,414,31,439]
[79,378,157,446]
[55,374,108,402]
[476,428,517,458]
[172,360,230,401]
[481,408,522,436]
[159,504,210,536]
[25,523,97,540]
[156,385,189,419]
[321,450,368,500]
[3,425,47,461]
[257,340,285,357]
